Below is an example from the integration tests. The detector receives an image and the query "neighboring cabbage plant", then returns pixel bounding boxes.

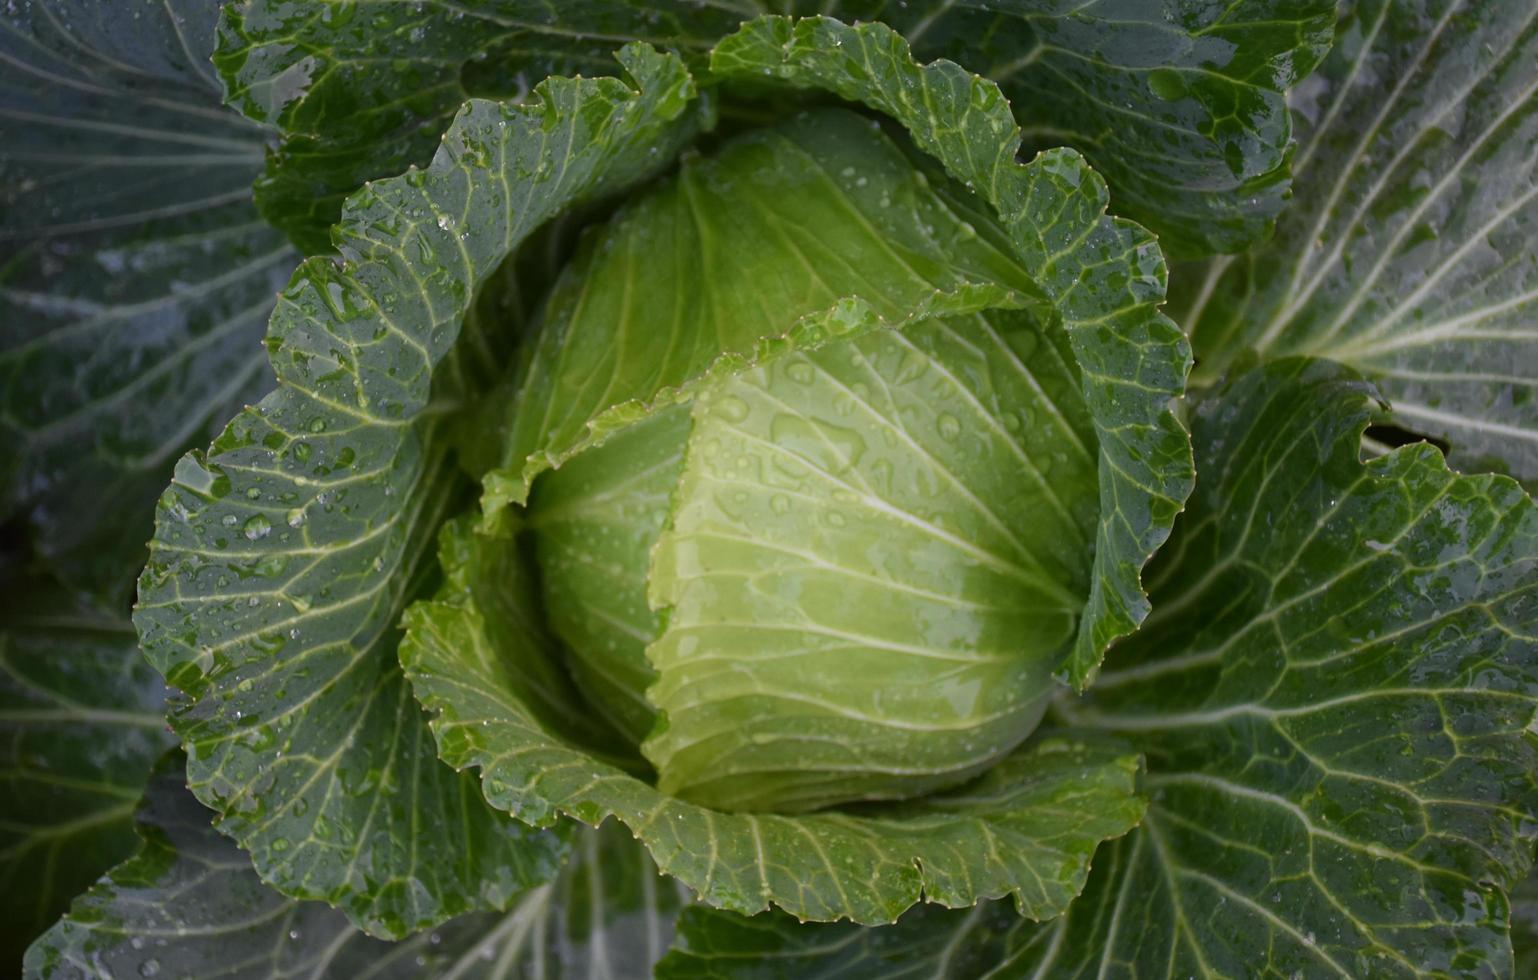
[7,2,1538,978]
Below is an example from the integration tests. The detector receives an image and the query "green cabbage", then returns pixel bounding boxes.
[9,2,1538,977]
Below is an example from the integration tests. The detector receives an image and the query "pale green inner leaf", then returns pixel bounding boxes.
[707,15,1194,689]
[645,311,1096,812]
[498,107,1046,508]
[401,515,1145,925]
[528,404,692,746]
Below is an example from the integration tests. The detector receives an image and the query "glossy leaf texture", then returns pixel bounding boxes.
[658,358,1538,977]
[401,515,1146,924]
[710,14,1193,686]
[214,0,1332,256]
[24,755,688,980]
[1172,0,1538,484]
[0,581,175,966]
[132,45,708,937]
[0,0,295,605]
[214,0,747,252]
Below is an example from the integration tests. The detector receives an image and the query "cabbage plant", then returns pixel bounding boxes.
[4,1,1538,977]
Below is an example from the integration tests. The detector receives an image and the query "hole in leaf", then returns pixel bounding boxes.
[1364,423,1449,454]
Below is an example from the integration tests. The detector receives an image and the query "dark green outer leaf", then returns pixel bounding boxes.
[656,902,1041,980]
[0,583,175,967]
[711,14,1194,687]
[24,755,687,980]
[215,0,747,252]
[1048,359,1538,977]
[1513,862,1538,978]
[216,0,1332,257]
[0,0,295,605]
[833,0,1336,256]
[132,44,707,938]
[659,358,1538,977]
[1172,0,1538,484]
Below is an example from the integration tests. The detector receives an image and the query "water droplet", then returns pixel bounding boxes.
[711,395,749,424]
[894,351,928,385]
[1147,67,1186,101]
[770,413,866,473]
[243,515,272,540]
